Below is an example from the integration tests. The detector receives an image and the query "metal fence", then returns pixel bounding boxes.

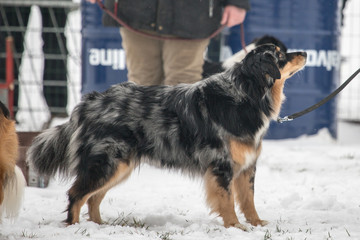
[0,0,81,130]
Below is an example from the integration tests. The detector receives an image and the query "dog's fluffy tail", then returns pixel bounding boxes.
[0,166,26,220]
[27,123,74,178]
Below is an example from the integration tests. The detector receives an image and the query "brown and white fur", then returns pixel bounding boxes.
[0,101,26,221]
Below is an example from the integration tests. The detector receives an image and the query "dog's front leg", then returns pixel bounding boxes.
[204,163,248,231]
[233,163,268,226]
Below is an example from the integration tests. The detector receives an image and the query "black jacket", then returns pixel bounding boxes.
[102,0,250,39]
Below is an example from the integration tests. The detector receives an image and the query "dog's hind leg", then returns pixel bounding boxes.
[87,190,106,224]
[204,163,247,231]
[87,161,134,224]
[66,190,91,224]
[233,164,268,226]
[66,160,134,225]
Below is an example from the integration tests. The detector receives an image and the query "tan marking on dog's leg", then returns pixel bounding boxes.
[68,193,92,224]
[87,191,106,224]
[67,161,135,225]
[229,139,253,166]
[233,164,267,227]
[204,168,247,231]
[86,161,134,224]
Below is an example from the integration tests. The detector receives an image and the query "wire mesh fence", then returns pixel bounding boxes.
[0,0,81,130]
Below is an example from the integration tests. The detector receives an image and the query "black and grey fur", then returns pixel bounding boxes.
[27,44,306,229]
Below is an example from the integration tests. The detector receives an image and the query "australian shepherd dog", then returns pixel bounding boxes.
[27,44,307,230]
[0,101,26,221]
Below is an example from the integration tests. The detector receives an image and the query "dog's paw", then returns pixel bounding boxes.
[248,219,268,227]
[233,223,249,231]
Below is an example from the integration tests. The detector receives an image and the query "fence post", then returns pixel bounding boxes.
[6,36,15,118]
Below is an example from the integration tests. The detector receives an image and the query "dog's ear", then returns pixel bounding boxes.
[262,53,281,80]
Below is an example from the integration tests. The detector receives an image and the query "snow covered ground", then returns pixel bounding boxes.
[3,1,360,239]
[1,121,360,240]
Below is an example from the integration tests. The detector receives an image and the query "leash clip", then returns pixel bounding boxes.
[277,116,293,123]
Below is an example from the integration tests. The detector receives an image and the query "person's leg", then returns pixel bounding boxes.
[162,38,209,85]
[120,28,164,85]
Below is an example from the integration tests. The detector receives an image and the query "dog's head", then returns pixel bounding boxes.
[240,43,307,86]
[253,35,288,53]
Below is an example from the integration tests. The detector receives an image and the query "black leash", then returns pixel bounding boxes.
[277,67,360,123]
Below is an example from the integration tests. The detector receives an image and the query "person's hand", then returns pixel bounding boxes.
[221,5,247,27]
[86,0,96,3]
